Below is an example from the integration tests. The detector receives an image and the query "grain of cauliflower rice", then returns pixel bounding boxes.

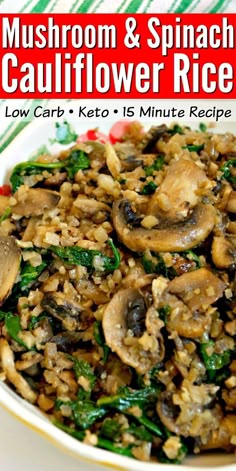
[0,121,235,463]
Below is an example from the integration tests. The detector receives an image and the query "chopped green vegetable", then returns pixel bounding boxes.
[54,120,77,144]
[18,261,47,290]
[50,239,120,273]
[126,424,153,442]
[182,250,201,268]
[141,181,158,195]
[97,386,157,412]
[0,207,11,223]
[93,320,110,363]
[200,340,232,381]
[168,124,184,135]
[68,356,96,397]
[158,440,188,464]
[100,418,122,440]
[199,123,207,132]
[220,159,236,189]
[142,252,177,280]
[144,155,165,176]
[10,150,90,192]
[28,313,47,330]
[182,144,204,153]
[158,305,171,325]
[56,398,106,430]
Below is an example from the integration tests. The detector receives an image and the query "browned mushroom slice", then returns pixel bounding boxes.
[168,268,226,311]
[113,200,216,252]
[13,188,60,217]
[212,235,236,269]
[200,415,236,450]
[148,159,210,221]
[226,191,236,213]
[0,338,37,403]
[102,288,164,374]
[0,236,21,305]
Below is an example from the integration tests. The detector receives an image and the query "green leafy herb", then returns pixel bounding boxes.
[68,356,96,397]
[10,150,90,192]
[0,207,11,223]
[126,424,153,442]
[199,123,207,132]
[93,320,110,363]
[18,261,47,290]
[158,305,171,325]
[4,312,29,349]
[100,418,122,440]
[54,120,77,144]
[168,124,184,135]
[220,159,236,189]
[50,239,120,273]
[158,440,188,464]
[182,144,204,153]
[144,155,165,176]
[97,386,157,412]
[141,181,158,195]
[142,252,177,280]
[56,398,106,430]
[28,313,47,330]
[200,340,232,381]
[182,250,201,268]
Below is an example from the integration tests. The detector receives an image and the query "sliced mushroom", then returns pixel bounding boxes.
[168,268,226,311]
[148,159,211,221]
[50,332,84,352]
[212,235,236,269]
[226,191,236,213]
[102,288,164,374]
[73,196,111,215]
[0,338,37,403]
[113,200,216,252]
[0,236,21,305]
[41,292,83,320]
[157,382,220,437]
[200,415,236,450]
[13,188,60,217]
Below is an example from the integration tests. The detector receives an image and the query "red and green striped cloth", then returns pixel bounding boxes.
[0,0,233,152]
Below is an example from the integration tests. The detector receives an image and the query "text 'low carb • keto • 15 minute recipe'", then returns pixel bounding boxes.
[0,120,235,464]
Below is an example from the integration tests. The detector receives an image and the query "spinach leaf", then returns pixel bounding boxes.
[142,252,177,280]
[158,440,188,464]
[5,312,29,349]
[144,155,165,176]
[168,124,184,135]
[220,159,236,189]
[199,123,207,132]
[50,239,120,273]
[18,260,48,290]
[181,250,201,268]
[93,320,110,363]
[182,144,204,153]
[54,120,77,144]
[100,418,122,440]
[0,207,11,223]
[126,424,153,442]
[55,398,106,430]
[10,149,90,192]
[200,340,232,381]
[141,181,158,195]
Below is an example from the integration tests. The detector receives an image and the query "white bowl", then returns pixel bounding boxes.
[0,112,235,471]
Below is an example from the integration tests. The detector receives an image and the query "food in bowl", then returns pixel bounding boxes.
[0,121,235,464]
